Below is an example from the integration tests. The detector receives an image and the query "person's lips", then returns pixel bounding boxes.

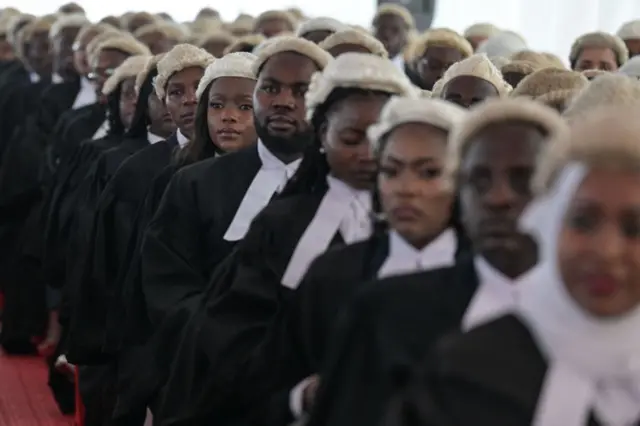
[267,115,296,131]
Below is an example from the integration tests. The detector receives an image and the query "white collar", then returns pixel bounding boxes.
[176,130,190,147]
[281,175,372,289]
[52,73,64,84]
[391,54,405,70]
[71,76,97,109]
[29,72,40,83]
[223,140,303,242]
[461,256,536,331]
[147,131,165,144]
[377,228,457,279]
[92,120,109,140]
[518,164,640,426]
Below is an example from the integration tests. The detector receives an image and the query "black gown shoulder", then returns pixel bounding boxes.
[140,145,261,326]
[308,257,478,426]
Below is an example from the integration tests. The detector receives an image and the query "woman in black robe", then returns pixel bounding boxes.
[412,105,640,426]
[139,37,331,328]
[306,98,568,426]
[131,37,332,422]
[156,52,417,426]
[109,51,260,425]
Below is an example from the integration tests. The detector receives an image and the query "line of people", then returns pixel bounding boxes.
[1,3,640,426]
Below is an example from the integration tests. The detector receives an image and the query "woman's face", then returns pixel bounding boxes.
[147,89,175,137]
[207,76,257,153]
[118,77,138,130]
[573,47,618,71]
[378,123,453,248]
[165,66,203,140]
[321,93,386,190]
[559,168,640,317]
[417,46,463,90]
[441,75,500,108]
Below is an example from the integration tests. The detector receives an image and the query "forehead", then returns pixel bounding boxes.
[461,122,545,168]
[329,43,371,56]
[97,48,128,64]
[208,76,255,97]
[167,66,204,85]
[375,14,405,29]
[423,46,463,61]
[384,123,448,156]
[259,51,318,81]
[443,75,499,98]
[574,168,640,204]
[578,46,617,62]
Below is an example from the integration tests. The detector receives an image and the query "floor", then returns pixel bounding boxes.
[0,351,73,426]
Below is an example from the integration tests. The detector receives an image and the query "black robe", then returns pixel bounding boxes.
[414,314,609,426]
[154,187,350,425]
[64,137,179,365]
[307,257,478,426]
[62,135,151,364]
[140,145,262,327]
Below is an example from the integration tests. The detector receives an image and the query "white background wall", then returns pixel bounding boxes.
[5,0,640,61]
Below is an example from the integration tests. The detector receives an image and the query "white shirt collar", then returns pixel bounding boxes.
[461,257,537,331]
[147,132,165,144]
[176,130,190,147]
[377,228,457,279]
[281,175,372,289]
[391,54,405,70]
[29,72,40,83]
[92,120,109,140]
[71,76,97,109]
[223,140,303,242]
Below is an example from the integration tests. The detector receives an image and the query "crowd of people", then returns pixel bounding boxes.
[1,2,640,425]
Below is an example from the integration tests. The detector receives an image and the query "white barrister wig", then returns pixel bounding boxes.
[252,35,333,76]
[153,43,215,99]
[49,13,89,39]
[196,52,257,99]
[319,29,388,58]
[305,52,418,122]
[432,53,512,97]
[102,54,151,95]
[368,96,467,156]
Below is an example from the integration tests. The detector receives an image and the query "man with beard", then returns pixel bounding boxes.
[140,36,332,327]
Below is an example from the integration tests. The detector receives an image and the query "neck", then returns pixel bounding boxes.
[402,227,445,251]
[482,248,537,279]
[149,124,172,138]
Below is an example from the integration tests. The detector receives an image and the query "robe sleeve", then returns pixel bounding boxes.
[141,169,209,326]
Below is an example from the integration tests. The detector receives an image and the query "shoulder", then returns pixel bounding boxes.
[433,315,546,392]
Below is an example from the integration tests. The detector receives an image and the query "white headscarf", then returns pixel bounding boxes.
[517,163,640,426]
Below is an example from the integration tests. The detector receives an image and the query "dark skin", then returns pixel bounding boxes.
[417,46,464,90]
[257,19,292,38]
[301,30,333,44]
[207,76,257,152]
[25,31,52,77]
[625,39,640,58]
[573,46,618,71]
[253,51,318,163]
[148,89,175,137]
[164,66,204,140]
[320,93,386,190]
[373,13,408,58]
[441,75,499,108]
[137,31,177,55]
[458,122,544,278]
[502,71,526,88]
[201,40,231,58]
[73,28,100,76]
[90,48,129,101]
[560,169,640,317]
[52,26,81,81]
[118,77,137,130]
[379,123,453,249]
[0,36,14,61]
[327,43,372,57]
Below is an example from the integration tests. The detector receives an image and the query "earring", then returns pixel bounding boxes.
[319,147,326,153]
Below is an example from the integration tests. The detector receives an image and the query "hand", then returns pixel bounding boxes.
[302,375,320,414]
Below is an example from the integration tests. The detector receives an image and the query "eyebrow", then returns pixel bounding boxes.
[385,155,439,165]
[261,77,309,86]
